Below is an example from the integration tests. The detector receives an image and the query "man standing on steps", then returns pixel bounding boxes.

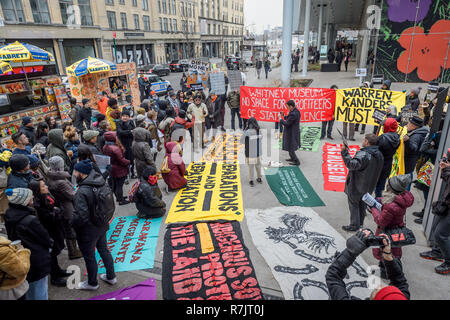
[280,100,301,166]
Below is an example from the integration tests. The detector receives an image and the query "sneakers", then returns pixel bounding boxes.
[342,225,359,232]
[413,210,424,218]
[100,274,118,285]
[250,181,255,187]
[76,281,99,291]
[435,262,450,275]
[414,218,423,224]
[420,251,444,262]
[257,178,263,184]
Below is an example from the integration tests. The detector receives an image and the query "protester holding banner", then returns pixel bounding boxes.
[241,117,263,187]
[341,134,384,232]
[280,100,301,166]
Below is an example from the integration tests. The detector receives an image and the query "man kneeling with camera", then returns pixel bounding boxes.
[326,229,410,300]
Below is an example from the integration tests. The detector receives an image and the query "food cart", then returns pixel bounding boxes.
[68,62,140,112]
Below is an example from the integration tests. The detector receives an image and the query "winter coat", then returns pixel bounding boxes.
[326,248,410,300]
[7,171,33,189]
[256,61,263,70]
[280,108,301,152]
[0,236,30,291]
[97,128,107,152]
[135,177,166,218]
[72,105,84,132]
[79,107,92,130]
[241,129,262,159]
[227,91,240,109]
[376,132,401,182]
[46,170,75,222]
[71,170,109,237]
[404,126,429,174]
[406,95,420,112]
[159,116,175,142]
[342,145,384,201]
[4,204,52,283]
[162,142,187,190]
[420,132,441,164]
[170,117,194,142]
[36,134,49,148]
[132,128,156,178]
[442,167,450,210]
[106,107,121,131]
[19,126,35,146]
[187,103,208,124]
[371,191,414,261]
[102,131,130,178]
[47,129,72,173]
[12,147,39,169]
[209,96,225,128]
[148,120,162,152]
[117,120,136,150]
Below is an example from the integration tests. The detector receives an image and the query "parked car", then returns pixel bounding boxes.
[144,64,171,76]
[141,73,172,96]
[226,56,240,70]
[169,59,189,72]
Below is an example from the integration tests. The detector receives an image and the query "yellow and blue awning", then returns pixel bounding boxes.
[0,41,55,62]
[66,56,117,77]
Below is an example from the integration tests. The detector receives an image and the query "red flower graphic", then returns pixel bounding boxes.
[397,19,450,82]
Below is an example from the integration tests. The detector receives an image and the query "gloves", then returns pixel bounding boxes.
[346,229,371,256]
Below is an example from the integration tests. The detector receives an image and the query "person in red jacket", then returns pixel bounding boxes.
[102,131,130,205]
[169,110,194,143]
[162,142,187,192]
[369,174,414,278]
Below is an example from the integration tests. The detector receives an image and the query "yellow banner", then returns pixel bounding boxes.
[202,133,244,163]
[165,162,244,224]
[379,125,408,178]
[335,88,406,126]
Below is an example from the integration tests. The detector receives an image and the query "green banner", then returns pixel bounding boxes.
[264,167,325,207]
[277,126,322,152]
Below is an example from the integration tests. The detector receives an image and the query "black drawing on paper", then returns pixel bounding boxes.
[345,280,368,294]
[293,279,330,300]
[265,214,336,254]
[274,264,319,275]
[294,249,334,264]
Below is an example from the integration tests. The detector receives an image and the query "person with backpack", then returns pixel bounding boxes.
[71,160,117,291]
[4,188,52,300]
[161,141,187,192]
[132,127,156,179]
[132,166,166,219]
[170,110,194,144]
[241,117,263,187]
[102,131,130,206]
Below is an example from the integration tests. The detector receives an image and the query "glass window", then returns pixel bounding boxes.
[133,14,139,30]
[29,0,51,24]
[105,0,113,4]
[143,15,150,31]
[1,0,26,23]
[107,11,117,29]
[78,0,93,26]
[58,0,72,25]
[142,0,148,10]
[120,12,127,29]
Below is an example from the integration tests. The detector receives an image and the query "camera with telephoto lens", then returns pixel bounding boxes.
[366,235,387,248]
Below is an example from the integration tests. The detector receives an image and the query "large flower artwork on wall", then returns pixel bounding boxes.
[397,20,450,82]
[387,0,432,23]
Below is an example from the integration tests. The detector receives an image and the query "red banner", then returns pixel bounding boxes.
[240,86,336,123]
[322,143,360,192]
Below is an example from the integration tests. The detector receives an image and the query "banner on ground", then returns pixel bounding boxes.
[335,88,406,126]
[96,216,162,273]
[162,221,263,300]
[240,87,336,123]
[322,143,360,192]
[246,207,371,300]
[277,126,322,152]
[165,162,244,224]
[210,71,226,95]
[202,133,244,163]
[88,278,157,300]
[264,167,325,207]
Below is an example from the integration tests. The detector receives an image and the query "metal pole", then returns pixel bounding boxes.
[317,4,323,51]
[404,0,421,82]
[302,0,311,77]
[440,37,450,84]
[281,0,294,87]
[371,0,383,82]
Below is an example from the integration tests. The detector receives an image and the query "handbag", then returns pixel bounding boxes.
[0,166,7,188]
[417,161,434,187]
[160,156,171,174]
[432,201,448,217]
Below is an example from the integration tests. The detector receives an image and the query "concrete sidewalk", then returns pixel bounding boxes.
[47,63,448,301]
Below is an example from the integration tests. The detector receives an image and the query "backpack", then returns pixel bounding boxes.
[169,120,186,140]
[128,181,141,203]
[90,183,116,227]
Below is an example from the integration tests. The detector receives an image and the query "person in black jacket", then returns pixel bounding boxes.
[280,100,301,166]
[406,87,422,112]
[4,188,52,300]
[403,116,429,182]
[374,118,401,198]
[79,99,93,131]
[35,122,49,148]
[342,134,384,232]
[326,229,409,300]
[19,117,35,147]
[117,110,136,179]
[7,154,33,189]
[71,160,116,291]
[135,166,166,219]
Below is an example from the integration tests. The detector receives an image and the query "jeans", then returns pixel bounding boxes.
[77,228,116,286]
[406,172,413,191]
[348,196,367,228]
[355,124,366,133]
[321,120,334,138]
[231,108,243,130]
[193,122,205,151]
[265,68,269,79]
[433,214,450,262]
[26,276,48,300]
[112,176,126,202]
[256,69,262,79]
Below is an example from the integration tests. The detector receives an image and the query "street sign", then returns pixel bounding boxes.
[356,68,367,77]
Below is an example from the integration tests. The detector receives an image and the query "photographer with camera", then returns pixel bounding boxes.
[326,229,410,300]
[419,148,450,275]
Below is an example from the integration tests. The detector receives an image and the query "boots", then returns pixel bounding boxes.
[435,261,450,275]
[66,239,83,260]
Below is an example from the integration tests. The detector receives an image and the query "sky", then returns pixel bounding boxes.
[244,0,283,35]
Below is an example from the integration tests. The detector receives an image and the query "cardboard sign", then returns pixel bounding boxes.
[209,72,226,95]
[372,74,384,85]
[322,143,360,192]
[335,88,406,126]
[162,221,263,300]
[400,108,418,126]
[372,109,387,122]
[165,162,244,224]
[428,82,439,93]
[229,70,243,91]
[189,59,209,73]
[240,87,336,123]
[356,68,367,77]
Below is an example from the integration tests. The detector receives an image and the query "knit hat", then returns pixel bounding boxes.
[29,155,39,169]
[383,80,392,89]
[374,286,407,300]
[383,118,398,133]
[136,115,146,123]
[121,110,131,117]
[142,166,157,180]
[49,156,64,172]
[22,116,33,126]
[411,87,422,96]
[362,81,372,88]
[96,114,106,123]
[83,130,99,142]
[9,154,30,172]
[409,115,424,127]
[82,98,90,105]
[74,159,93,175]
[388,174,412,194]
[5,188,33,206]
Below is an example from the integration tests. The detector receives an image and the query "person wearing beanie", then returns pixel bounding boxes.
[381,79,392,91]
[47,129,72,173]
[326,229,410,300]
[82,130,101,155]
[135,114,147,128]
[134,166,166,219]
[117,110,136,180]
[4,188,53,300]
[19,117,35,147]
[7,154,32,189]
[406,87,422,111]
[369,174,414,278]
[374,118,401,198]
[71,159,117,291]
[404,115,430,178]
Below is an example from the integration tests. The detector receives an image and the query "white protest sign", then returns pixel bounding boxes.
[209,72,226,95]
[229,70,243,91]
